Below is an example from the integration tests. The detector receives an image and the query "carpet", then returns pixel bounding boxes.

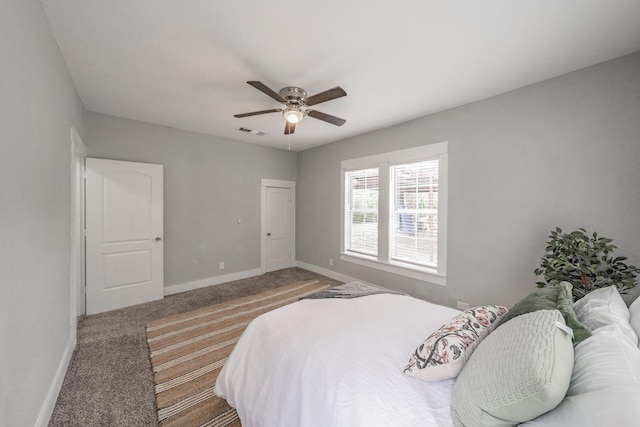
[146,279,331,427]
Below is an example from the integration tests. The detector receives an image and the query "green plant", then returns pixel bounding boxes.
[534,227,639,301]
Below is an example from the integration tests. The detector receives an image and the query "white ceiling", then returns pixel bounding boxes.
[41,0,640,151]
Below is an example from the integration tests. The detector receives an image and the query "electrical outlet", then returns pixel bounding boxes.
[457,301,469,310]
[219,261,225,270]
[329,258,334,266]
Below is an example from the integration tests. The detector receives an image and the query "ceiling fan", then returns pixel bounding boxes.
[234,81,347,135]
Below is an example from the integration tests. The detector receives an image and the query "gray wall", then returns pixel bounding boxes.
[86,113,297,287]
[0,1,86,426]
[297,52,640,308]
[0,4,637,423]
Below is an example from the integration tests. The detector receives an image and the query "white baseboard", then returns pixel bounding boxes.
[295,261,361,284]
[35,324,77,427]
[164,268,264,296]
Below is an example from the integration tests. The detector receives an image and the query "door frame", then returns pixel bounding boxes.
[70,127,87,319]
[261,179,296,273]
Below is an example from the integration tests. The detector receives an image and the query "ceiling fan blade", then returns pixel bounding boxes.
[304,86,347,106]
[307,110,346,126]
[234,108,281,118]
[247,81,286,103]
[284,121,296,135]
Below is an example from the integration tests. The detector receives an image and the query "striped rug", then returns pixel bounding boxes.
[146,279,331,427]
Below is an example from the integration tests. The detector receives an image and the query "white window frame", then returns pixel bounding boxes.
[340,142,448,286]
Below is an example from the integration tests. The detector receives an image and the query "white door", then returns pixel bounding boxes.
[265,186,293,272]
[85,158,164,315]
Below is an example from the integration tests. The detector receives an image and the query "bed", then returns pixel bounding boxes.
[215,282,640,427]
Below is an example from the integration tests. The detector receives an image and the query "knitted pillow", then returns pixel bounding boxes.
[451,310,574,427]
[522,325,640,426]
[404,305,508,382]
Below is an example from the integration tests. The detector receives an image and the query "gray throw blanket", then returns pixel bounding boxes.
[300,281,407,300]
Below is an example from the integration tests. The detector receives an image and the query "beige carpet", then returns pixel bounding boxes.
[146,279,331,427]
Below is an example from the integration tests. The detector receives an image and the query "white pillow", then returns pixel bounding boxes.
[572,285,638,345]
[629,296,640,346]
[522,325,640,426]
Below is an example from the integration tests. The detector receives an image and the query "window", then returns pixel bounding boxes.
[391,160,439,268]
[340,143,447,285]
[345,168,379,256]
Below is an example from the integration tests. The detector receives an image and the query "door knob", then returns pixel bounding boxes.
[155,237,162,241]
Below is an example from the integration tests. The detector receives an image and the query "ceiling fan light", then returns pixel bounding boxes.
[283,108,304,124]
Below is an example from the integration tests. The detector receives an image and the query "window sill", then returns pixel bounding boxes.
[339,253,446,286]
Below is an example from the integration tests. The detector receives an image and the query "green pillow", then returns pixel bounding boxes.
[451,310,574,426]
[496,286,560,327]
[497,283,591,343]
[556,281,591,343]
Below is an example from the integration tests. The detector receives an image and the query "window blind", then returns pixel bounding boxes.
[345,167,379,256]
[391,159,438,267]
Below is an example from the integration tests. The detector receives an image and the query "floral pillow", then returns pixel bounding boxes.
[404,305,508,381]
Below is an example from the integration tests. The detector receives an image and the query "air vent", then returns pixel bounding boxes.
[238,127,266,136]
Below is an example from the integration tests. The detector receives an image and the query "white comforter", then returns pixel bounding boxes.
[214,293,460,427]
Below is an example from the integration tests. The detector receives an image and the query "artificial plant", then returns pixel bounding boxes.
[534,227,639,301]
